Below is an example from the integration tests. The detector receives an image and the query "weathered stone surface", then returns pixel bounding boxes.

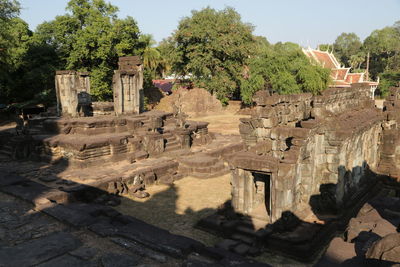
[118,219,204,257]
[232,243,251,255]
[347,206,397,241]
[1,180,51,203]
[55,71,91,117]
[110,237,167,263]
[69,246,98,260]
[215,239,240,251]
[101,252,140,267]
[231,85,387,224]
[0,172,27,186]
[37,254,95,267]
[317,237,357,265]
[42,204,97,227]
[366,233,400,262]
[0,232,81,266]
[113,56,143,115]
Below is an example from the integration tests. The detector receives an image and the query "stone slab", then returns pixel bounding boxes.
[0,232,81,266]
[37,254,96,267]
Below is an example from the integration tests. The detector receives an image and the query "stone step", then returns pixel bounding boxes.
[185,167,230,179]
[189,160,226,173]
[0,154,12,161]
[2,144,14,150]
[235,225,258,236]
[179,154,220,168]
[164,143,181,152]
[165,136,176,142]
[28,130,43,135]
[230,233,255,245]
[165,139,179,146]
[0,149,13,156]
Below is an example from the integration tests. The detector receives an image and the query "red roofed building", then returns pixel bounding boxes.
[152,79,175,94]
[303,47,379,98]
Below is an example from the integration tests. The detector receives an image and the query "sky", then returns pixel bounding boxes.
[19,0,400,48]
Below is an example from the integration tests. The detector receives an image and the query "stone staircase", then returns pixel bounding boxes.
[163,132,182,153]
[178,154,229,178]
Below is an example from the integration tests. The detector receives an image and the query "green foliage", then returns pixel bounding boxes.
[364,26,400,78]
[333,32,362,66]
[318,44,332,52]
[35,0,142,100]
[0,0,20,20]
[170,7,255,104]
[378,71,400,97]
[240,42,330,104]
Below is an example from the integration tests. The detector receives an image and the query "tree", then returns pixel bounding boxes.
[0,0,20,102]
[349,51,366,70]
[378,71,400,96]
[240,42,330,104]
[363,26,400,78]
[170,7,255,104]
[157,37,177,78]
[35,0,142,100]
[333,32,362,66]
[140,34,161,76]
[0,0,19,20]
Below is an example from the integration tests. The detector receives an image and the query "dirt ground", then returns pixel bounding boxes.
[189,112,250,135]
[115,174,232,246]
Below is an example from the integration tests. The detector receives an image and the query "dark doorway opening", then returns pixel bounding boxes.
[252,172,271,217]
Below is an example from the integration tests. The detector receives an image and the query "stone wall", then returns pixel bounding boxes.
[378,87,400,180]
[155,87,224,115]
[55,71,90,117]
[113,56,144,115]
[231,86,385,223]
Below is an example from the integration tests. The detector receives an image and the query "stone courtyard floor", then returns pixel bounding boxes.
[0,190,174,266]
[116,174,232,246]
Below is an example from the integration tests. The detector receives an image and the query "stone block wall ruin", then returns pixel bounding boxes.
[230,86,386,223]
[55,71,91,117]
[55,56,143,118]
[113,56,144,115]
[378,87,400,179]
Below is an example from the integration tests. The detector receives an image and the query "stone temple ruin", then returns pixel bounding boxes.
[231,86,382,223]
[113,56,144,115]
[21,56,241,190]
[1,57,400,264]
[198,85,400,261]
[55,70,91,117]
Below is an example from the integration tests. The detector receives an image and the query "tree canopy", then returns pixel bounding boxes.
[34,0,143,100]
[168,7,255,104]
[333,33,363,67]
[240,42,330,104]
[0,0,150,104]
[163,7,331,104]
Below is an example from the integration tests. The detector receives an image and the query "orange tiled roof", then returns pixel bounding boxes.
[345,73,363,83]
[311,50,338,69]
[330,68,349,80]
[303,48,378,89]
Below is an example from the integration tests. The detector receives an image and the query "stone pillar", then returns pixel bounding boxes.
[55,71,90,117]
[113,56,143,115]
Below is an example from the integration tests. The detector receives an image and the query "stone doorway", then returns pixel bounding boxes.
[250,172,271,222]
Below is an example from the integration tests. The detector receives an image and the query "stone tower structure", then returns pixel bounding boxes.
[55,71,91,117]
[113,56,144,115]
